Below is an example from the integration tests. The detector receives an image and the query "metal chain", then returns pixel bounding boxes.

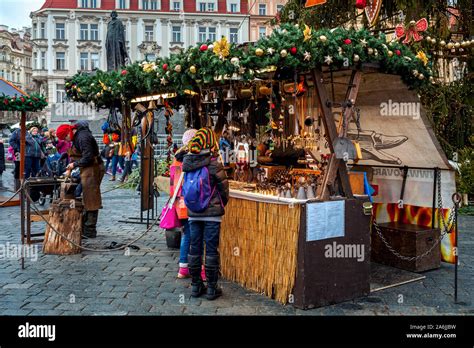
[372,169,457,262]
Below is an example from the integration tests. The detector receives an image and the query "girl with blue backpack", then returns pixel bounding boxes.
[182,128,230,300]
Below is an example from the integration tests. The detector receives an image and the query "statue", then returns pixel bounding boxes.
[106,11,129,71]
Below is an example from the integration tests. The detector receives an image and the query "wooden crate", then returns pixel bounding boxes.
[371,222,441,272]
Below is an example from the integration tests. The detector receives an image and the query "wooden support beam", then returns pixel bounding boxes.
[313,69,353,199]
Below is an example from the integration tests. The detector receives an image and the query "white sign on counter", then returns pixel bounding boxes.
[306,200,345,241]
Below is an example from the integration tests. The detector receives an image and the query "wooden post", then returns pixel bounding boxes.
[313,69,353,199]
[20,111,26,269]
[341,70,362,137]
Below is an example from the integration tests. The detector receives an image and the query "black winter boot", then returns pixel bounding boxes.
[188,254,206,298]
[205,255,222,300]
[82,211,98,238]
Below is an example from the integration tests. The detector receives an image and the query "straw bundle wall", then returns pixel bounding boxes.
[220,197,301,304]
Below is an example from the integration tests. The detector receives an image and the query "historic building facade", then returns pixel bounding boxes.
[30,0,250,125]
[248,0,286,41]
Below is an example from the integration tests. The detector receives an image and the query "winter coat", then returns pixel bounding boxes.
[56,140,72,154]
[0,142,5,174]
[69,122,105,211]
[182,149,229,217]
[9,129,44,158]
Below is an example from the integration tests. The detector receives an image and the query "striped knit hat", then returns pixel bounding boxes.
[189,127,218,154]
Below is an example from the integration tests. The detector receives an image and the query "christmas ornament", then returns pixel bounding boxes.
[415,51,428,66]
[418,74,424,80]
[364,0,382,26]
[353,54,360,61]
[280,49,288,57]
[121,70,127,75]
[255,48,264,56]
[304,51,311,61]
[367,47,374,55]
[200,44,208,51]
[189,66,197,74]
[303,25,312,42]
[304,0,327,7]
[344,38,352,45]
[355,0,367,9]
[387,51,393,57]
[161,78,168,85]
[267,47,275,55]
[395,49,401,56]
[230,57,240,66]
[440,40,446,47]
[213,37,230,59]
[290,47,297,55]
[337,46,343,55]
[319,35,327,43]
[454,42,460,48]
[324,55,333,65]
[446,42,454,49]
[174,65,182,73]
[395,18,428,44]
[208,44,214,51]
[162,63,168,71]
[360,38,367,47]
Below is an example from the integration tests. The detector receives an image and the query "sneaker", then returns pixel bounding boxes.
[177,267,191,279]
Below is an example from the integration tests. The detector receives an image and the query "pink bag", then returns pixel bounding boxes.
[159,172,184,230]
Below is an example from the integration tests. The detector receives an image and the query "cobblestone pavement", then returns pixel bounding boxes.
[0,170,473,316]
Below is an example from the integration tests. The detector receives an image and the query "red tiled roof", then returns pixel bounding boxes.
[38,0,249,13]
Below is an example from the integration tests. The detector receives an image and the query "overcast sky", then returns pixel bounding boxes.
[0,0,45,30]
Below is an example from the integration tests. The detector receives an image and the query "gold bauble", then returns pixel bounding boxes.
[255,48,264,57]
[387,50,393,57]
[353,54,360,62]
[319,35,327,42]
[189,66,197,74]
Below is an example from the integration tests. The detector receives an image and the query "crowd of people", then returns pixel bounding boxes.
[4,122,230,301]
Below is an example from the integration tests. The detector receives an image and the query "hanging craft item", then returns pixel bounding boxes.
[305,0,327,7]
[364,0,382,26]
[395,18,428,44]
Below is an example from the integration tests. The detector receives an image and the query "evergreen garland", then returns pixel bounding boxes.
[0,92,48,112]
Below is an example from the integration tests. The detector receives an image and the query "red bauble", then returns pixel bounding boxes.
[355,0,367,9]
[270,103,276,109]
[29,102,33,106]
[20,97,25,102]
[121,69,127,75]
[344,39,352,45]
[395,49,401,56]
[290,47,297,55]
[162,64,168,71]
[200,44,208,52]
[3,99,8,105]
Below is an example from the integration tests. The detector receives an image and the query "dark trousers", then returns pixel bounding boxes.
[83,210,99,237]
[111,155,124,176]
[121,160,132,181]
[189,220,221,257]
[24,156,41,178]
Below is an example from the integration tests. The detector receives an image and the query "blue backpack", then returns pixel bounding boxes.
[182,166,215,213]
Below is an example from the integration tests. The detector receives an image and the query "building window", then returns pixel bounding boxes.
[277,4,284,13]
[81,0,98,7]
[33,52,38,69]
[208,27,216,41]
[26,57,31,68]
[144,25,154,41]
[118,0,126,8]
[172,1,180,11]
[80,52,88,70]
[81,0,88,7]
[230,3,237,12]
[56,52,65,70]
[145,53,155,61]
[33,23,37,39]
[91,0,97,7]
[259,26,266,38]
[258,4,266,15]
[40,51,46,69]
[40,22,46,39]
[91,53,99,70]
[80,24,88,40]
[56,23,65,40]
[207,2,215,11]
[198,27,206,42]
[172,26,181,42]
[198,2,206,11]
[90,24,99,40]
[229,27,238,43]
[56,84,66,103]
[150,0,159,9]
[142,0,149,9]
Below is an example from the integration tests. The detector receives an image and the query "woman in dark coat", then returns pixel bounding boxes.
[0,138,5,177]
